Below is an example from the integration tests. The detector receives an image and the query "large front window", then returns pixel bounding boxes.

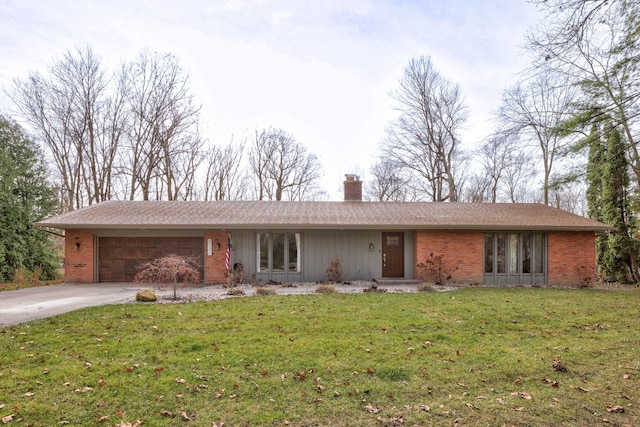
[484,232,546,285]
[257,232,301,274]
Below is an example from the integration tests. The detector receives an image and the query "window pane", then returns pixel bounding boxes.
[496,233,506,273]
[522,233,532,274]
[534,234,544,274]
[258,233,269,272]
[484,233,494,273]
[272,233,285,272]
[509,234,519,274]
[288,233,299,272]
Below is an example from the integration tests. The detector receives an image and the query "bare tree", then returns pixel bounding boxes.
[9,47,206,206]
[248,128,271,200]
[248,127,323,201]
[479,133,511,203]
[202,137,249,201]
[121,51,204,201]
[548,179,588,215]
[502,151,539,203]
[10,46,123,210]
[498,72,577,204]
[382,56,467,202]
[365,157,411,201]
[528,0,640,184]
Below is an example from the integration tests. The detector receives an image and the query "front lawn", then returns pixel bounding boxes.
[0,288,638,425]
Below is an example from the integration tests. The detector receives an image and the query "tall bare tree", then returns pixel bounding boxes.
[498,72,577,204]
[10,46,123,210]
[248,127,322,201]
[202,137,249,201]
[528,0,640,184]
[382,56,467,202]
[365,157,412,202]
[9,47,205,206]
[121,51,204,201]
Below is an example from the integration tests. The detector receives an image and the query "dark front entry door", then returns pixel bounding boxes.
[382,232,404,277]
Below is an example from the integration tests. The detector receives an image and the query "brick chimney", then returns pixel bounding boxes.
[344,174,362,201]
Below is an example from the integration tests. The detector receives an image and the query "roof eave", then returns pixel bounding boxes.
[34,222,614,232]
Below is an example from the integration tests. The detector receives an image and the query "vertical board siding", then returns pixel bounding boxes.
[226,230,412,283]
[303,230,381,282]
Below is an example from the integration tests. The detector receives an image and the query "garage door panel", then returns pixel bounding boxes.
[150,237,164,246]
[150,248,164,259]
[126,247,149,259]
[176,247,196,257]
[98,236,204,282]
[163,237,178,246]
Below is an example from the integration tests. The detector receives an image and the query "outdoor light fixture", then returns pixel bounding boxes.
[75,242,81,249]
[216,241,221,250]
[369,243,375,251]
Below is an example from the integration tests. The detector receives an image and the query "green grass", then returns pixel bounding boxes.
[1,288,639,426]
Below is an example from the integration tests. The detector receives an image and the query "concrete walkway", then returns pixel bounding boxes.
[0,281,428,328]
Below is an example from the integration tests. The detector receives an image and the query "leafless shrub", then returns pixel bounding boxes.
[256,286,277,296]
[315,284,336,294]
[226,288,245,296]
[326,258,343,283]
[417,283,436,292]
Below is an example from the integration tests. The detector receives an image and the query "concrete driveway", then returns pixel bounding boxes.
[0,283,144,327]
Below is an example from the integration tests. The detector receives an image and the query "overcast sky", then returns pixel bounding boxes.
[0,0,540,199]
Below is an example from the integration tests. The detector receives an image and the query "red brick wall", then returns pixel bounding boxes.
[204,231,232,284]
[343,175,363,201]
[414,231,484,285]
[547,232,596,287]
[65,230,95,283]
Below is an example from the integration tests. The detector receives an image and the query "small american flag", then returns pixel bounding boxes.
[225,234,232,270]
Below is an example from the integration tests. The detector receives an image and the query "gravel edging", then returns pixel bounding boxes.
[147,281,460,304]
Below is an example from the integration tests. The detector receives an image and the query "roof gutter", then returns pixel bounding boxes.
[34,223,615,232]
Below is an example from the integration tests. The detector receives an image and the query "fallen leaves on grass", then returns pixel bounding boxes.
[181,411,196,421]
[364,404,380,413]
[605,405,625,413]
[2,414,14,424]
[377,414,404,424]
[570,385,589,393]
[511,391,532,400]
[552,359,567,372]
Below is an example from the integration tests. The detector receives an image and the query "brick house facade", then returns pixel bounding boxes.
[40,177,612,287]
[64,230,95,283]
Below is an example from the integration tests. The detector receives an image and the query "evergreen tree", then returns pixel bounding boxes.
[600,126,638,283]
[0,115,59,281]
[585,124,608,273]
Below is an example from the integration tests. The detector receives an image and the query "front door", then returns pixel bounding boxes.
[382,232,404,277]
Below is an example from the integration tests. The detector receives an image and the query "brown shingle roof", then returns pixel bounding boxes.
[36,200,613,231]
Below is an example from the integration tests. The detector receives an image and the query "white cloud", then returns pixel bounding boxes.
[0,0,540,199]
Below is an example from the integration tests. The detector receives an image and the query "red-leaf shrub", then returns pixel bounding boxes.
[134,254,200,299]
